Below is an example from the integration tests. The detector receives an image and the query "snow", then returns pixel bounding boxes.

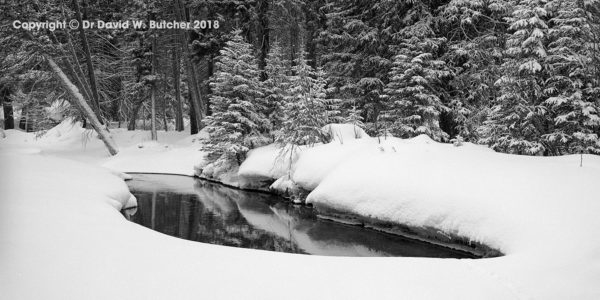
[2,121,600,299]
[238,133,600,299]
[0,120,205,174]
[322,123,368,142]
[1,151,516,300]
[237,144,291,179]
[102,141,205,176]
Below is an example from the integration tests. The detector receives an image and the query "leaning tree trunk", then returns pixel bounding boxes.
[46,56,119,155]
[72,0,102,120]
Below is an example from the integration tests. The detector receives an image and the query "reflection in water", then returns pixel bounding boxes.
[124,174,474,258]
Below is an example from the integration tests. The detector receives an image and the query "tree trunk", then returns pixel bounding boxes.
[174,0,204,128]
[128,101,143,130]
[188,93,198,134]
[173,42,184,131]
[1,90,14,130]
[150,34,158,141]
[72,0,102,121]
[151,90,157,139]
[46,56,119,155]
[257,0,269,81]
[206,56,214,116]
[50,31,95,106]
[303,2,318,69]
[162,97,168,132]
[182,42,203,130]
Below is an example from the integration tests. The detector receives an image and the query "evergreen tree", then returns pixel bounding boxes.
[318,0,409,134]
[381,37,450,141]
[276,52,331,147]
[201,29,268,172]
[263,42,290,135]
[344,102,364,127]
[543,0,600,154]
[482,0,550,155]
[344,102,365,138]
[441,0,511,141]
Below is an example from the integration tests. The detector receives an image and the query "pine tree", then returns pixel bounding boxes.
[201,29,269,173]
[319,0,408,134]
[482,0,550,155]
[543,0,600,154]
[441,0,511,141]
[345,102,364,127]
[263,42,290,135]
[344,102,365,138]
[277,52,331,147]
[381,36,450,141]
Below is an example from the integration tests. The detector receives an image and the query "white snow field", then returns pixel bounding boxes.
[1,121,600,299]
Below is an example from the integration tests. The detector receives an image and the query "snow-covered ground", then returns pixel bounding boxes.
[0,120,206,174]
[1,121,600,299]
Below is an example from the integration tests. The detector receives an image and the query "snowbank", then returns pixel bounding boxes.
[1,152,522,299]
[306,138,600,253]
[237,133,600,299]
[322,123,368,142]
[0,120,206,174]
[238,144,291,179]
[102,140,205,176]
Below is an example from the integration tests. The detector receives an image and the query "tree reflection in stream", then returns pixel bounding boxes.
[123,174,474,258]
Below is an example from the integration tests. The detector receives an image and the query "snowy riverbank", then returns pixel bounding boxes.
[238,126,600,257]
[2,122,600,299]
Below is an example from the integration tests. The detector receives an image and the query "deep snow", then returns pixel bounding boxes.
[1,121,600,299]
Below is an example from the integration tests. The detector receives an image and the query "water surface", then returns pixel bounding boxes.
[124,174,474,258]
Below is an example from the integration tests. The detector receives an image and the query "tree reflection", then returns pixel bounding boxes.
[125,174,473,258]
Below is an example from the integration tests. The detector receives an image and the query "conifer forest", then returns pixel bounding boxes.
[2,0,600,162]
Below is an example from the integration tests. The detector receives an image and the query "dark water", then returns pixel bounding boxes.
[123,174,474,258]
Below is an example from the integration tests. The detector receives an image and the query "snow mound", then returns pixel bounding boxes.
[406,133,434,144]
[39,119,88,144]
[103,141,205,176]
[238,144,300,180]
[270,175,300,196]
[322,123,368,143]
[234,134,600,298]
[292,139,377,190]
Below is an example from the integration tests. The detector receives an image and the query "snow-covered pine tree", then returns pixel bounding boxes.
[263,41,290,136]
[277,52,331,147]
[441,0,511,141]
[482,0,550,155]
[200,29,269,175]
[344,102,365,138]
[319,0,405,135]
[543,0,600,155]
[380,35,450,142]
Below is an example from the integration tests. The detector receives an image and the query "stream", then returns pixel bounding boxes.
[123,174,475,258]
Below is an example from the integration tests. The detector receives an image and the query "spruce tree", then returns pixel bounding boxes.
[319,0,408,134]
[277,52,331,147]
[483,0,550,155]
[543,0,600,154]
[381,37,450,141]
[441,0,511,141]
[345,102,364,128]
[201,29,268,173]
[263,42,290,136]
[344,102,365,138]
